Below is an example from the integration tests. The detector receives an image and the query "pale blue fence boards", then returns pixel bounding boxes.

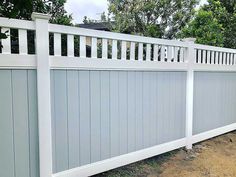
[0,70,39,177]
[51,70,186,173]
[3,69,236,176]
[193,72,236,135]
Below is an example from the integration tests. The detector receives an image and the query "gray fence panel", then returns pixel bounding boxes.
[0,70,39,177]
[193,72,236,135]
[51,70,186,173]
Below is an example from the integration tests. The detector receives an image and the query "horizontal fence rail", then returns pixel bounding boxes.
[1,14,236,177]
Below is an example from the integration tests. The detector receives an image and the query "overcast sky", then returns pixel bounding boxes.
[65,0,208,24]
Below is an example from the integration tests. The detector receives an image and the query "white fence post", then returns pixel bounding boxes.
[184,38,195,149]
[31,13,53,177]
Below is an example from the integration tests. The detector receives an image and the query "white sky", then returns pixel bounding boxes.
[65,0,208,24]
[65,0,108,24]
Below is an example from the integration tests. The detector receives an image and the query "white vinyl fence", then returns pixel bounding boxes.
[1,13,236,177]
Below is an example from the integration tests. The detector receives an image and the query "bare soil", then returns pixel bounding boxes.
[93,131,236,177]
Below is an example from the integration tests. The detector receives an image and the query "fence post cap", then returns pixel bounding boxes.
[31,12,51,21]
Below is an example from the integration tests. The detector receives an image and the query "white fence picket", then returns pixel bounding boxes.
[112,40,117,60]
[54,33,61,56]
[167,46,172,62]
[67,34,74,57]
[197,50,201,63]
[180,48,184,62]
[19,29,28,54]
[102,39,108,59]
[146,44,151,61]
[80,36,86,58]
[91,37,97,59]
[161,46,165,62]
[138,43,143,61]
[121,41,127,60]
[130,42,135,61]
[153,45,159,61]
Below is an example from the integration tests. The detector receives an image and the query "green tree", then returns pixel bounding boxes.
[0,0,72,39]
[179,10,224,47]
[0,0,72,24]
[108,0,199,39]
[203,0,236,48]
[180,0,236,48]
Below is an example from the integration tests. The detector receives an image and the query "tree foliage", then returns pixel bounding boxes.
[0,0,72,39]
[107,0,199,39]
[180,0,236,48]
[179,10,224,47]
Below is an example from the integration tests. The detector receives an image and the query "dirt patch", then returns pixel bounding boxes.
[93,131,236,177]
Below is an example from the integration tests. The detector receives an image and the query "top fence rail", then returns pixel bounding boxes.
[1,16,236,71]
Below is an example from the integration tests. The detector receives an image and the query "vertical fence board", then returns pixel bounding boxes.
[90,71,101,162]
[100,71,110,160]
[142,72,151,147]
[67,71,80,168]
[135,72,143,149]
[149,72,157,146]
[54,70,69,171]
[79,71,91,165]
[0,70,14,177]
[27,70,39,177]
[127,72,136,152]
[156,72,164,144]
[12,70,30,177]
[50,71,57,173]
[110,71,119,157]
[118,72,128,154]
